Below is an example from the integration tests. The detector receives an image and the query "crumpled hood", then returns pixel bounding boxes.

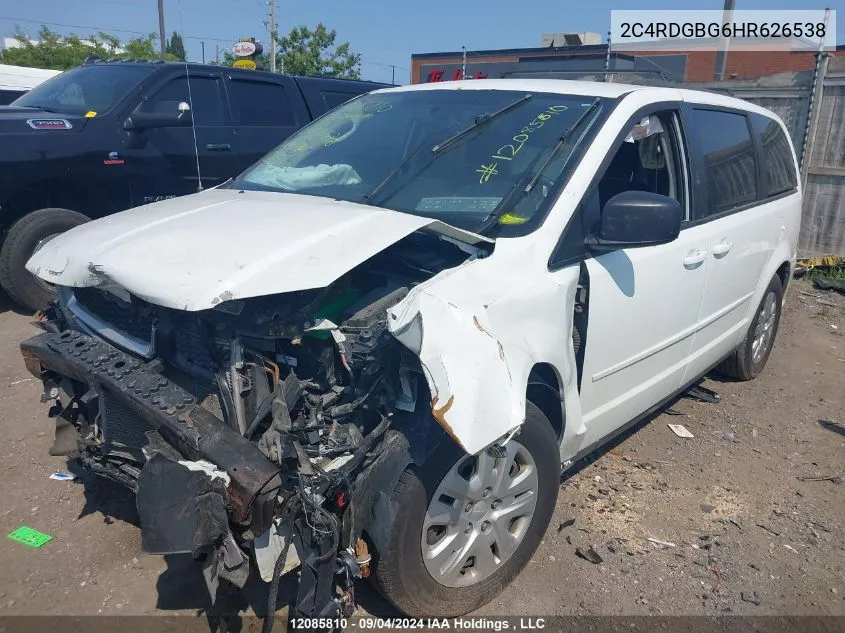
[27,188,489,311]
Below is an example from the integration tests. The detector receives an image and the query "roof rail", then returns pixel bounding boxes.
[499,68,674,83]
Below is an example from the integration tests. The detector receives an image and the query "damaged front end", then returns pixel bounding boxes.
[21,230,480,618]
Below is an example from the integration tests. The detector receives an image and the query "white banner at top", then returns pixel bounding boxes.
[610,9,837,52]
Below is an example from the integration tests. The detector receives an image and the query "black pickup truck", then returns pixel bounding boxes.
[0,60,389,310]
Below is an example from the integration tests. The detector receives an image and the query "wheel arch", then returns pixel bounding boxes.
[526,362,564,441]
[745,239,794,322]
[1,178,112,234]
[775,260,791,293]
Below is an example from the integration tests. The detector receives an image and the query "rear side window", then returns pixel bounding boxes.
[688,108,757,217]
[228,78,295,126]
[140,76,224,125]
[750,113,798,197]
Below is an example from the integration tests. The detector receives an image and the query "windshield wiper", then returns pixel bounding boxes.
[20,104,60,113]
[522,98,601,195]
[431,93,532,156]
[364,94,534,204]
[475,97,602,234]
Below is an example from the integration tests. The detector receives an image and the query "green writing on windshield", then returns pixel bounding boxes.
[476,105,569,184]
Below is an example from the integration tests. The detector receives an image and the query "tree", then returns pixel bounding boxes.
[219,49,269,69]
[273,24,360,78]
[125,33,161,60]
[1,26,175,70]
[166,31,186,61]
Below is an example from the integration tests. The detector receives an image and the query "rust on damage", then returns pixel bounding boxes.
[473,315,507,363]
[20,348,43,378]
[432,394,465,450]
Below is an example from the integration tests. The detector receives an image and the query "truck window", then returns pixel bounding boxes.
[227,78,296,126]
[750,113,798,198]
[139,76,224,125]
[13,65,152,114]
[321,90,359,111]
[687,108,757,217]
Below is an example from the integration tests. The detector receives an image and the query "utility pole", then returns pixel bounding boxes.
[269,0,277,73]
[157,0,166,60]
[201,41,205,63]
[215,43,219,65]
[714,0,735,81]
[391,65,395,84]
[461,46,467,79]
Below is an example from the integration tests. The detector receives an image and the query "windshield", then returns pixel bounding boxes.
[232,89,609,234]
[13,65,152,115]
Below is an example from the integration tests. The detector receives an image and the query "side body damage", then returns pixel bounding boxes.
[20,225,585,618]
[388,239,583,456]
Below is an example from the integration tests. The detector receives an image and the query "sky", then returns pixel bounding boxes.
[1,0,842,84]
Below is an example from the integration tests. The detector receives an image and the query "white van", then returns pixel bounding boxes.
[22,79,800,619]
[0,64,61,104]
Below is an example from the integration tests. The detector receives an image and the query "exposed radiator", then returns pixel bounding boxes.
[100,391,155,451]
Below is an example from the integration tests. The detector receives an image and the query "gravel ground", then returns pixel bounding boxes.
[0,280,843,620]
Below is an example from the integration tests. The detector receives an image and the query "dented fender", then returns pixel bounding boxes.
[387,246,581,456]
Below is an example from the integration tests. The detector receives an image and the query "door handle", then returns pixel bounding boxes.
[682,249,707,268]
[206,143,231,151]
[712,239,733,258]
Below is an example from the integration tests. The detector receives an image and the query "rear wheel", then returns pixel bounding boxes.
[717,274,783,381]
[375,402,559,616]
[0,208,89,311]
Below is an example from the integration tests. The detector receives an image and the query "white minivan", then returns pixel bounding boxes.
[23,79,800,619]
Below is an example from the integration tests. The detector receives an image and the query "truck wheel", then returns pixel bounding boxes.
[717,274,783,381]
[0,208,89,311]
[374,402,558,617]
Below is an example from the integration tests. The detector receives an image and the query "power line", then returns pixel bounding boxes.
[360,60,408,71]
[76,0,148,6]
[0,15,231,42]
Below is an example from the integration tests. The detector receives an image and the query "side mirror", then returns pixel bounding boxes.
[585,191,682,251]
[123,102,193,131]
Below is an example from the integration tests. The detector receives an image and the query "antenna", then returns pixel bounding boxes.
[177,0,204,192]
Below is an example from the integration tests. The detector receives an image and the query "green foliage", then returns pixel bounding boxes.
[212,25,359,78]
[124,33,162,60]
[1,26,179,70]
[166,31,186,61]
[272,24,361,78]
[218,49,269,70]
[805,266,845,282]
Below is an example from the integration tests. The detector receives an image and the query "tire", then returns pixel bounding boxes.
[375,402,559,617]
[0,208,89,312]
[717,274,783,381]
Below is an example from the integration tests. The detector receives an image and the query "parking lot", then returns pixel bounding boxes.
[0,280,843,619]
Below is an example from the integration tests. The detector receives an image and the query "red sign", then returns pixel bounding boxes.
[426,69,488,83]
[233,41,257,57]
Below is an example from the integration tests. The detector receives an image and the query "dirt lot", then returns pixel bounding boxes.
[0,281,843,619]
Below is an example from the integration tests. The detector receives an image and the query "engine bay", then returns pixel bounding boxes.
[22,229,483,621]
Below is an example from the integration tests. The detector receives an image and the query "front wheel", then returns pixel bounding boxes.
[375,402,559,617]
[0,208,89,311]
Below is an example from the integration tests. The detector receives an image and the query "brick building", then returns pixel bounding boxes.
[410,43,845,85]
